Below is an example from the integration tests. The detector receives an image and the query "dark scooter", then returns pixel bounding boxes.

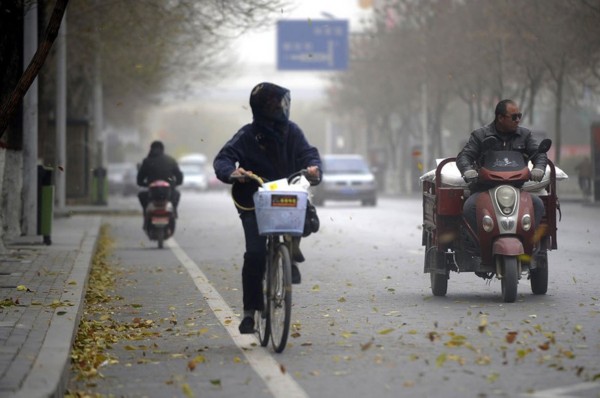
[422,138,559,302]
[144,180,176,249]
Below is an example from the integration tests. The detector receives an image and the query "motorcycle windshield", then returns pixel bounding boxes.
[482,151,526,172]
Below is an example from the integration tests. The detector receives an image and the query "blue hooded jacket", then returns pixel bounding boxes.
[213,83,322,210]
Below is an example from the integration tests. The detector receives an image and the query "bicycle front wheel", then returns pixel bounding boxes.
[255,265,270,346]
[269,242,292,353]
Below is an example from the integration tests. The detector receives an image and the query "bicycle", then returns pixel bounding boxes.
[231,170,310,353]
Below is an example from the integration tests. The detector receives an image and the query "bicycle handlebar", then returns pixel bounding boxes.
[229,169,311,186]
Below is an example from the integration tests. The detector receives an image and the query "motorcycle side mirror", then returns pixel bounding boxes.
[538,138,552,154]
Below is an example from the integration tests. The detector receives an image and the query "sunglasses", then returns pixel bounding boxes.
[504,113,523,121]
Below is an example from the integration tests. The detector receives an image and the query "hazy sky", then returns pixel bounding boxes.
[213,0,373,95]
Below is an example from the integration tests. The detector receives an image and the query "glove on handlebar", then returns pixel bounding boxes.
[463,169,478,183]
[531,168,545,182]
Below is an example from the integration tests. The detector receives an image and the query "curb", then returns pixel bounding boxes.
[9,217,101,398]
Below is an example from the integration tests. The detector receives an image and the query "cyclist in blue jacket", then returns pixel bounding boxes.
[214,82,322,334]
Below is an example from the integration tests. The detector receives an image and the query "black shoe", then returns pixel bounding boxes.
[291,263,301,284]
[238,316,255,334]
[291,239,305,263]
[293,250,305,263]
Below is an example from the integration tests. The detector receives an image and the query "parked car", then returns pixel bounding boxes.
[179,153,208,191]
[312,154,377,206]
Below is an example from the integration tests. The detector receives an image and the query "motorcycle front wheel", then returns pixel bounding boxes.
[499,255,519,303]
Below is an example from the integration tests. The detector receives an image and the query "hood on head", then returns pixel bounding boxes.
[249,82,291,123]
[149,140,164,156]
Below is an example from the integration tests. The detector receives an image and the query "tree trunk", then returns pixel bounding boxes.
[554,68,564,164]
[0,0,69,140]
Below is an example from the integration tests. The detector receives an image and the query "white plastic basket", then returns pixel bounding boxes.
[253,190,308,236]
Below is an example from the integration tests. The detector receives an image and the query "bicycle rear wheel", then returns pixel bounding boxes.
[255,265,270,346]
[268,242,292,353]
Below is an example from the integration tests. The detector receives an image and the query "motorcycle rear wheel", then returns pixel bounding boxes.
[157,228,165,249]
[426,243,448,296]
[499,255,518,303]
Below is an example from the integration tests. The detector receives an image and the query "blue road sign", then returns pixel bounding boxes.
[277,19,348,71]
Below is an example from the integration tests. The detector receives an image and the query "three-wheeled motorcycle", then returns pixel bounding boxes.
[421,138,565,302]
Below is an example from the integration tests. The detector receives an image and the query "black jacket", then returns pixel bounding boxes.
[457,122,548,179]
[137,152,183,187]
[213,121,322,210]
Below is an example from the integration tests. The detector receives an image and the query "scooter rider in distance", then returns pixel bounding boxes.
[457,99,548,241]
[137,140,184,229]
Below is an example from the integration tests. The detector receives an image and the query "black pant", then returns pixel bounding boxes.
[239,211,302,311]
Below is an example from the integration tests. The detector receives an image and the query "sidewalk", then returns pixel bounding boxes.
[0,196,141,398]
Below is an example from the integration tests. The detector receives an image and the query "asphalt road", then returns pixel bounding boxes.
[67,191,600,398]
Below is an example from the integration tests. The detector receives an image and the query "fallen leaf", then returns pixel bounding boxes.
[378,328,394,335]
[435,353,447,367]
[361,339,374,351]
[478,316,488,333]
[538,342,550,351]
[182,383,194,397]
[506,331,518,343]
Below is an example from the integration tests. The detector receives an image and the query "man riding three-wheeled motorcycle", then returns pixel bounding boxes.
[421,100,566,302]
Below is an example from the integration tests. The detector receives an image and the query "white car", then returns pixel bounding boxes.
[180,163,208,191]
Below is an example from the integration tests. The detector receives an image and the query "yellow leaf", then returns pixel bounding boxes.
[192,355,206,364]
[181,383,194,397]
[516,348,532,358]
[378,328,394,335]
[312,285,320,291]
[435,353,447,367]
[560,349,575,359]
[16,285,27,291]
[337,297,346,303]
[233,356,242,363]
[478,315,488,333]
[487,373,499,383]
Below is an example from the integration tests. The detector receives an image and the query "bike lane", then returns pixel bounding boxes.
[67,215,307,398]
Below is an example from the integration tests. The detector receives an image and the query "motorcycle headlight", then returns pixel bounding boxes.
[496,186,517,215]
[482,215,494,232]
[522,214,532,231]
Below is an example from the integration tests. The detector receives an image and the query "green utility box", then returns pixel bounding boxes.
[37,165,54,245]
[91,167,108,205]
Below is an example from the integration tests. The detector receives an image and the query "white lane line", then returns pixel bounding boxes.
[167,238,309,398]
[523,382,600,397]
